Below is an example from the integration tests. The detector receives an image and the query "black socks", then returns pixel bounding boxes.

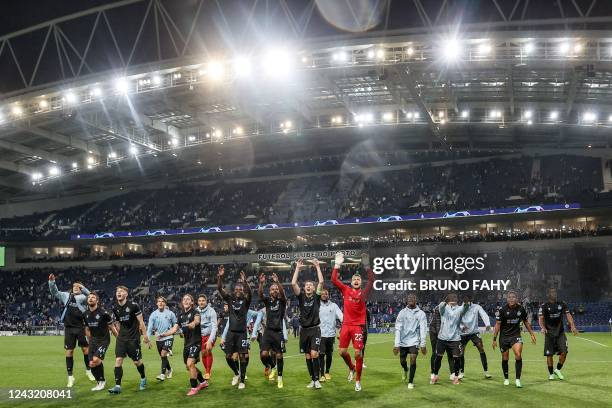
[114,366,123,385]
[502,360,509,379]
[515,359,522,379]
[136,363,146,379]
[66,356,74,376]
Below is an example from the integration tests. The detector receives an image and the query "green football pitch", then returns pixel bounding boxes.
[0,332,610,407]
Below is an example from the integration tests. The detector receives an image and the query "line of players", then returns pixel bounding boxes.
[47,252,577,395]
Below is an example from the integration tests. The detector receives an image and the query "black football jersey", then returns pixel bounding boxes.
[297,292,321,328]
[496,304,528,338]
[538,301,569,336]
[179,307,200,347]
[222,295,251,332]
[63,293,85,328]
[263,296,286,331]
[84,307,113,343]
[112,301,142,341]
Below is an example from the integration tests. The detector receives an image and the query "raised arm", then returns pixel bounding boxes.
[240,271,252,303]
[291,258,303,296]
[78,284,90,297]
[361,253,375,299]
[258,273,266,300]
[48,274,68,303]
[309,259,324,294]
[331,252,348,292]
[217,266,229,300]
[271,273,286,302]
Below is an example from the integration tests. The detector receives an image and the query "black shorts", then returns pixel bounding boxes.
[225,331,249,355]
[320,336,335,354]
[64,326,88,350]
[399,346,419,360]
[115,339,142,361]
[261,329,286,353]
[156,338,174,355]
[183,343,202,364]
[461,333,483,348]
[435,339,463,357]
[299,326,321,354]
[499,335,523,353]
[89,341,110,360]
[544,333,568,356]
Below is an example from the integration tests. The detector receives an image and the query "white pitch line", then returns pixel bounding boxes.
[575,336,610,348]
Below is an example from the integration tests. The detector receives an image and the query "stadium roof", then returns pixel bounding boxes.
[2,0,612,201]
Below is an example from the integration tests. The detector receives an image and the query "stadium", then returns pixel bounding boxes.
[0,0,611,407]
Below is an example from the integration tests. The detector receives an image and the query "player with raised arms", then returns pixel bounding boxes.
[393,293,427,389]
[258,272,287,389]
[217,266,252,389]
[331,252,375,392]
[538,288,578,381]
[146,296,177,381]
[492,290,537,388]
[291,258,324,389]
[83,292,117,391]
[48,273,95,387]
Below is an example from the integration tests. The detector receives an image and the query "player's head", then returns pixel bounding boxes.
[269,283,280,298]
[87,292,99,307]
[446,293,458,304]
[406,293,417,308]
[320,288,329,301]
[197,294,208,308]
[115,285,129,301]
[156,296,167,310]
[182,294,194,310]
[233,282,244,298]
[546,288,557,302]
[462,295,472,305]
[72,281,83,294]
[304,280,315,295]
[351,273,362,289]
[223,302,229,312]
[506,290,518,306]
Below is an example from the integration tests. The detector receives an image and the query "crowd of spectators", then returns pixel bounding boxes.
[15,225,612,263]
[0,154,606,242]
[2,242,612,332]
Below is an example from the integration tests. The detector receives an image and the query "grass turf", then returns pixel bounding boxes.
[0,332,610,407]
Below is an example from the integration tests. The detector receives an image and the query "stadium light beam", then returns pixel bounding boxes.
[442,38,461,62]
[207,61,224,81]
[263,48,292,79]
